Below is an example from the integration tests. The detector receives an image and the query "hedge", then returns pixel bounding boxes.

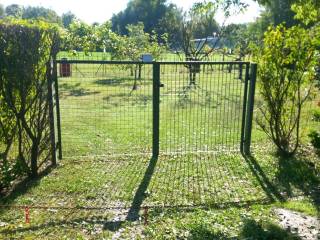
[0,19,60,190]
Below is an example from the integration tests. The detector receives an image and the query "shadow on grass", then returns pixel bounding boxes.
[60,83,100,97]
[125,156,158,222]
[94,78,132,87]
[275,155,320,213]
[94,78,152,88]
[240,218,301,240]
[0,164,57,213]
[102,93,152,108]
[185,218,301,240]
[244,151,320,213]
[243,155,285,203]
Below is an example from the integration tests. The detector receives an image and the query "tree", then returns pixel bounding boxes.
[104,22,167,90]
[156,4,183,48]
[111,0,168,34]
[22,6,62,24]
[291,0,320,27]
[0,4,4,18]
[5,4,23,18]
[62,11,76,29]
[177,0,247,86]
[254,0,299,27]
[0,19,60,178]
[63,20,99,53]
[256,24,319,156]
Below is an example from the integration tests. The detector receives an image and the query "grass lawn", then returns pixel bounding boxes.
[0,56,319,239]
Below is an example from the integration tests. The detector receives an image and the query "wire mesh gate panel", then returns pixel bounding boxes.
[159,62,249,154]
[56,60,252,157]
[57,61,153,157]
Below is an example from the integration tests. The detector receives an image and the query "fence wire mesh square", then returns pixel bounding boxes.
[159,63,247,154]
[58,62,153,158]
[57,61,248,157]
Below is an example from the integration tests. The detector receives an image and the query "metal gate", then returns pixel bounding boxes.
[53,60,256,159]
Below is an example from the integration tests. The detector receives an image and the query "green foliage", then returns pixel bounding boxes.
[0,4,4,18]
[256,24,318,156]
[4,4,62,25]
[312,109,320,122]
[0,19,60,184]
[63,20,99,53]
[62,11,76,29]
[254,0,299,27]
[105,22,167,61]
[111,0,183,47]
[309,130,320,149]
[292,0,320,26]
[111,0,169,34]
[5,4,23,18]
[22,6,61,24]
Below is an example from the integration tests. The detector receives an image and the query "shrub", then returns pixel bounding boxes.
[309,130,320,149]
[256,25,319,156]
[0,19,60,187]
[312,109,320,122]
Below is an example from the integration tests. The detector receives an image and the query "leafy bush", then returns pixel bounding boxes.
[0,19,60,188]
[256,24,319,156]
[312,109,320,122]
[309,130,320,149]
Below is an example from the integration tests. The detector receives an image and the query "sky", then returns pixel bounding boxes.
[0,0,262,25]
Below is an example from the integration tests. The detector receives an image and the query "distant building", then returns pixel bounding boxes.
[192,36,234,50]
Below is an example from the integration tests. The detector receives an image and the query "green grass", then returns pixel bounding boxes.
[0,54,319,239]
[0,148,318,239]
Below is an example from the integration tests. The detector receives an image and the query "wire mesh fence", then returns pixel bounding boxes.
[159,62,248,154]
[57,62,153,158]
[56,60,250,157]
[57,52,245,62]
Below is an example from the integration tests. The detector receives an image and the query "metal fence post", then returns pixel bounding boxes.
[240,63,250,154]
[152,62,160,158]
[244,63,257,155]
[47,59,57,165]
[239,62,243,80]
[53,59,63,160]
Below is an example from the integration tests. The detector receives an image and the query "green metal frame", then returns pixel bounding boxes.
[152,63,160,158]
[243,63,258,155]
[54,60,258,159]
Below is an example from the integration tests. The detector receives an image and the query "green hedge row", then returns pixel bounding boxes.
[0,19,60,190]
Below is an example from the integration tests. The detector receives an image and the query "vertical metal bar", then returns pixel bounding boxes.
[244,63,258,155]
[47,59,57,165]
[240,63,250,154]
[152,62,160,158]
[53,59,63,160]
[239,62,243,80]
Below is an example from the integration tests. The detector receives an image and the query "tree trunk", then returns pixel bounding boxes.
[132,67,138,91]
[30,140,39,178]
[138,64,142,80]
[189,71,196,86]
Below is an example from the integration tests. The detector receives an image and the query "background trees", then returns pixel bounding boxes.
[5,4,23,18]
[111,0,168,34]
[0,4,4,18]
[62,11,77,29]
[254,0,298,27]
[111,0,183,47]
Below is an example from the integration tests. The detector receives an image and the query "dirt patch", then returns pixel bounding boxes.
[274,208,319,240]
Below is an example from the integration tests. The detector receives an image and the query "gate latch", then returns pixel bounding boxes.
[159,83,165,88]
